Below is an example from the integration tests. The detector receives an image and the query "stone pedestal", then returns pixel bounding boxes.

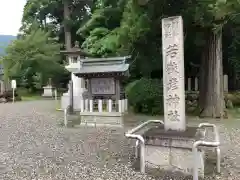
[61,73,86,110]
[79,112,123,127]
[140,125,206,178]
[72,73,85,97]
[42,85,53,97]
[162,16,186,131]
[61,89,86,110]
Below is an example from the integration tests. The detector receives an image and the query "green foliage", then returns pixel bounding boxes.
[21,0,92,44]
[79,0,163,77]
[190,0,240,33]
[78,0,126,57]
[78,7,123,37]
[2,28,65,91]
[118,0,151,50]
[126,78,163,115]
[125,79,140,95]
[81,27,120,56]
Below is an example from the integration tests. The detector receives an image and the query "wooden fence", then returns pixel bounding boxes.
[186,74,228,92]
[79,99,128,113]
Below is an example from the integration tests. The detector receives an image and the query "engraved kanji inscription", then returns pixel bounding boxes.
[168,110,180,121]
[163,22,172,38]
[162,16,185,130]
[172,19,179,36]
[166,94,180,107]
[167,77,178,91]
[166,44,178,58]
[163,18,180,38]
[166,61,179,74]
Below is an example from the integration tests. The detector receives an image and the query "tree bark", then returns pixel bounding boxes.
[199,30,226,118]
[63,0,71,50]
[199,41,208,109]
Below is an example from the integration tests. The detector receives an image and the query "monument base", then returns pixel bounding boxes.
[42,86,53,97]
[61,94,83,110]
[140,125,206,178]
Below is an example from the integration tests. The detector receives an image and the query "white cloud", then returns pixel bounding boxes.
[0,0,26,35]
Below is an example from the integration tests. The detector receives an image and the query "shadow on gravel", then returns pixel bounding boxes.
[58,113,81,128]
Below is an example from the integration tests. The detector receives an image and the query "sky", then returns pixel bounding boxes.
[0,0,26,36]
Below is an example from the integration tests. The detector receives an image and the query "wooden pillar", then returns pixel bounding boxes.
[187,78,191,91]
[88,78,93,100]
[69,80,73,113]
[80,99,84,112]
[108,99,112,112]
[224,74,228,92]
[115,79,120,101]
[0,81,4,94]
[89,99,93,112]
[194,77,198,91]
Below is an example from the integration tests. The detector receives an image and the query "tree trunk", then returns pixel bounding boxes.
[63,0,71,50]
[199,42,208,109]
[199,30,226,118]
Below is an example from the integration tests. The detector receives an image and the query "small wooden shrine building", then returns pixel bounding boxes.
[73,56,130,127]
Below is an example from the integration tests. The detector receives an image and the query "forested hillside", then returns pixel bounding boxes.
[0,35,16,55]
[2,0,240,118]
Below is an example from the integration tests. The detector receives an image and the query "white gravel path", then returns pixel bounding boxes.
[0,100,239,180]
[0,100,152,180]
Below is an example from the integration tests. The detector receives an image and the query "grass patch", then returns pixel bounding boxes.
[21,95,43,101]
[17,88,43,101]
[227,106,240,119]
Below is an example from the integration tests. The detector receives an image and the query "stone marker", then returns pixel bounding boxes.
[0,81,4,94]
[138,16,205,178]
[162,16,186,131]
[187,78,191,91]
[42,85,53,97]
[69,80,74,113]
[194,77,198,91]
[224,74,228,92]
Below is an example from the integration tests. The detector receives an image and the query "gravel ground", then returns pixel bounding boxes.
[0,100,239,180]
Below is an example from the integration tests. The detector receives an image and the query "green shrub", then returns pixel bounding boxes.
[126,78,163,115]
[125,79,140,95]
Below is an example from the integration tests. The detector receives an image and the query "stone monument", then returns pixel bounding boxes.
[223,74,228,92]
[139,16,205,178]
[42,78,54,97]
[162,16,185,131]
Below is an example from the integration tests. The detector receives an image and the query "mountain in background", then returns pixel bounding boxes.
[0,35,16,75]
[0,35,16,55]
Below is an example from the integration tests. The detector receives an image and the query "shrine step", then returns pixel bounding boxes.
[79,114,124,127]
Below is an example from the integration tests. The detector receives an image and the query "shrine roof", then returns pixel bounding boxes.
[60,49,89,56]
[74,56,130,75]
